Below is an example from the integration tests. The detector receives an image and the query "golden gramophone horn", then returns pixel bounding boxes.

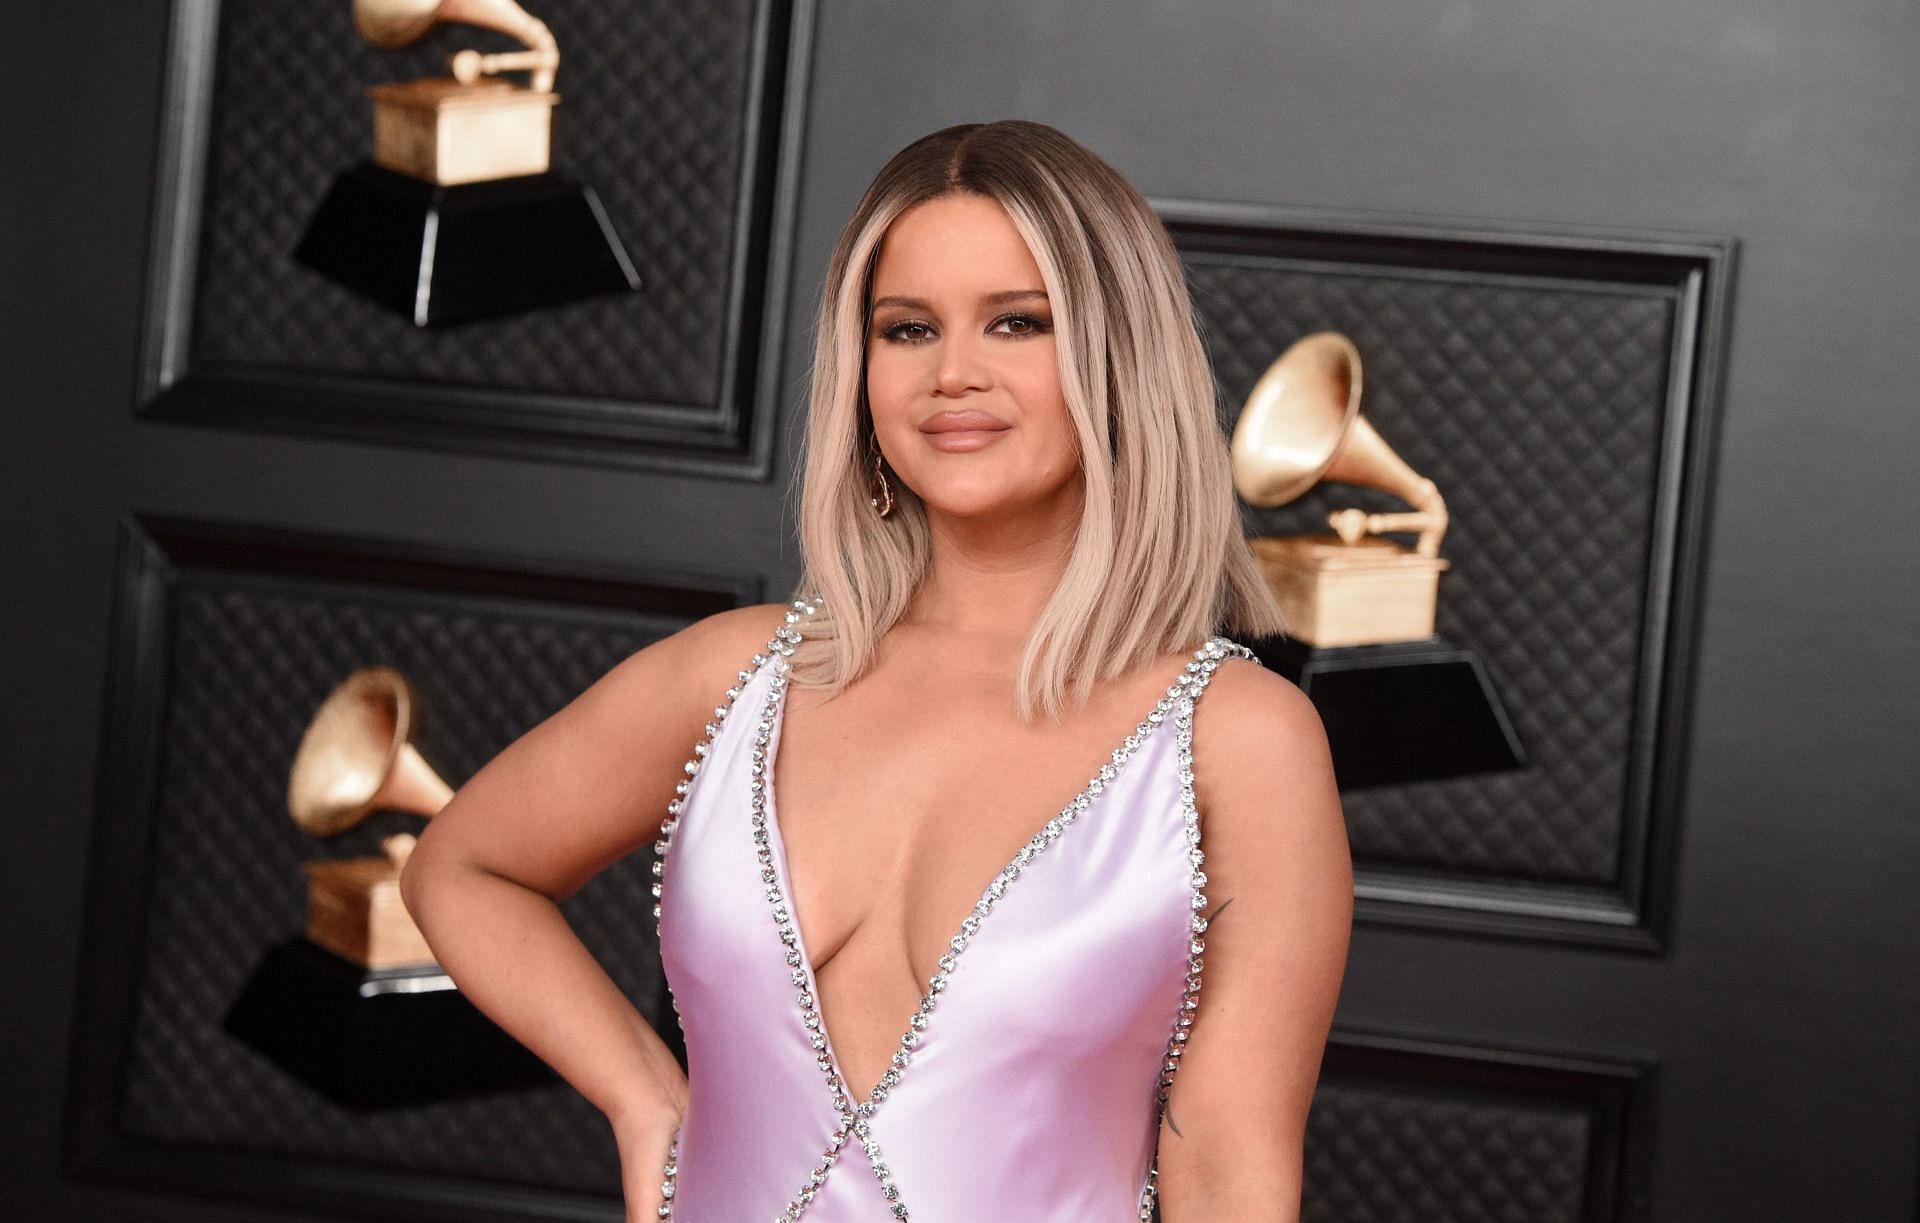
[354,0,446,48]
[1231,331,1365,507]
[353,0,560,92]
[288,666,453,839]
[1231,331,1448,558]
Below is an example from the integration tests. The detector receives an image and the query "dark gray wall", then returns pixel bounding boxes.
[5,2,1918,1220]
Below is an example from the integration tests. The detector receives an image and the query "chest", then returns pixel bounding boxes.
[655,645,1217,1112]
[770,672,1159,966]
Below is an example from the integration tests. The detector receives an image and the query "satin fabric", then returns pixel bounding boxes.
[657,648,1209,1220]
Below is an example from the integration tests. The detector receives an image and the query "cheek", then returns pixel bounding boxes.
[1004,354,1076,465]
[864,346,917,422]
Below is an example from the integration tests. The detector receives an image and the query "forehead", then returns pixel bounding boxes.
[870,194,1044,296]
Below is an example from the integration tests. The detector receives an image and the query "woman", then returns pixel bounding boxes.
[400,120,1351,1221]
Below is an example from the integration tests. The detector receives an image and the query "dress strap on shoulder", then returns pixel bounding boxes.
[772,593,822,655]
[1171,635,1261,719]
[649,596,823,933]
[1138,633,1259,1222]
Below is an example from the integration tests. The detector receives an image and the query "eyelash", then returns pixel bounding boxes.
[876,312,1052,345]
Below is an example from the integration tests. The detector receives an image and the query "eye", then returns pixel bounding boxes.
[990,312,1052,338]
[878,319,935,344]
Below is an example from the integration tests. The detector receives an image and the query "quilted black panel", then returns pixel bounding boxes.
[115,567,696,1192]
[1304,1079,1593,1223]
[190,0,756,406]
[1183,253,1674,884]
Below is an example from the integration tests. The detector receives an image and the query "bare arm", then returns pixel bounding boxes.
[397,603,787,1215]
[1155,658,1353,1221]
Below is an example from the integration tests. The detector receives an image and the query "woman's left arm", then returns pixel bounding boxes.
[1155,657,1354,1222]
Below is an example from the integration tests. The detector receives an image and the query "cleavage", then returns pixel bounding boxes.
[767,697,1101,1100]
[775,746,1048,990]
[764,651,1187,1100]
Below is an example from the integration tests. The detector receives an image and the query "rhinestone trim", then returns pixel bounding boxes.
[1136,636,1259,1222]
[750,613,1257,1222]
[651,596,818,1220]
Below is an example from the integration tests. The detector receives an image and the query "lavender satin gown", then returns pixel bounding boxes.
[647,597,1257,1221]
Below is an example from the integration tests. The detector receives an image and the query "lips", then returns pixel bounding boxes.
[919,410,1010,434]
[917,409,1010,453]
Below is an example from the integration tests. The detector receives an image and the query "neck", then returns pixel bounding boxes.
[899,481,1083,645]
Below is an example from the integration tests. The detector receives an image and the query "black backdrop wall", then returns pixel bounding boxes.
[4,2,1918,1221]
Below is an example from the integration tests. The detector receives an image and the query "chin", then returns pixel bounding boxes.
[902,470,1082,522]
[917,493,1015,519]
[919,487,1068,522]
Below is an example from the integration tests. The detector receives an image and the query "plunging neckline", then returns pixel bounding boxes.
[756,642,1217,1106]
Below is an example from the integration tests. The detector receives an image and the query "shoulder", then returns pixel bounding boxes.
[665,600,800,673]
[1190,649,1328,767]
[1187,649,1348,868]
[589,601,797,726]
[661,600,806,704]
[399,600,806,902]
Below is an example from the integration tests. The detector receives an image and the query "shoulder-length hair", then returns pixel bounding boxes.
[788,119,1285,721]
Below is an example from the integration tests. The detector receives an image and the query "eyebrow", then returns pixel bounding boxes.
[869,289,1049,310]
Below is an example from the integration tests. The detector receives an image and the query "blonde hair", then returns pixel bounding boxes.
[788,119,1284,720]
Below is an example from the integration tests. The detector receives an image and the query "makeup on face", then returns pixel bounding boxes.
[861,194,1079,516]
[918,407,1013,452]
[867,288,1053,456]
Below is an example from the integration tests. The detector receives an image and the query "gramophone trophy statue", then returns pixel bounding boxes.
[1233,333,1525,789]
[358,0,561,186]
[222,666,551,1108]
[285,666,451,970]
[293,0,641,326]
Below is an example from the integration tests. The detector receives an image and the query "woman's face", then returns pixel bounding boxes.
[864,193,1082,524]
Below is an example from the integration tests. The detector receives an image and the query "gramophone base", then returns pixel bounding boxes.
[1248,635,1526,790]
[1251,534,1450,647]
[369,78,558,185]
[223,936,554,1110]
[293,160,640,326]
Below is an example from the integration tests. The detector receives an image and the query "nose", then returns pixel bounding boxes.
[933,329,990,397]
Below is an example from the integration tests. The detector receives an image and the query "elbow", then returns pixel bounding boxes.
[395,819,569,919]
[397,833,446,918]
[397,837,481,950]
[1161,1146,1303,1223]
[1164,1180,1301,1223]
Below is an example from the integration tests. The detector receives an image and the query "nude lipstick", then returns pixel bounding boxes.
[919,409,1011,452]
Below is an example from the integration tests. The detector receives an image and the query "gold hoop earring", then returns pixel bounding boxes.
[867,429,896,518]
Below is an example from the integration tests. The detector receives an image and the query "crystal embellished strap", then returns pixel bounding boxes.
[745,603,882,1221]
[651,605,814,932]
[650,596,822,1220]
[748,601,913,1219]
[1136,636,1261,1223]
